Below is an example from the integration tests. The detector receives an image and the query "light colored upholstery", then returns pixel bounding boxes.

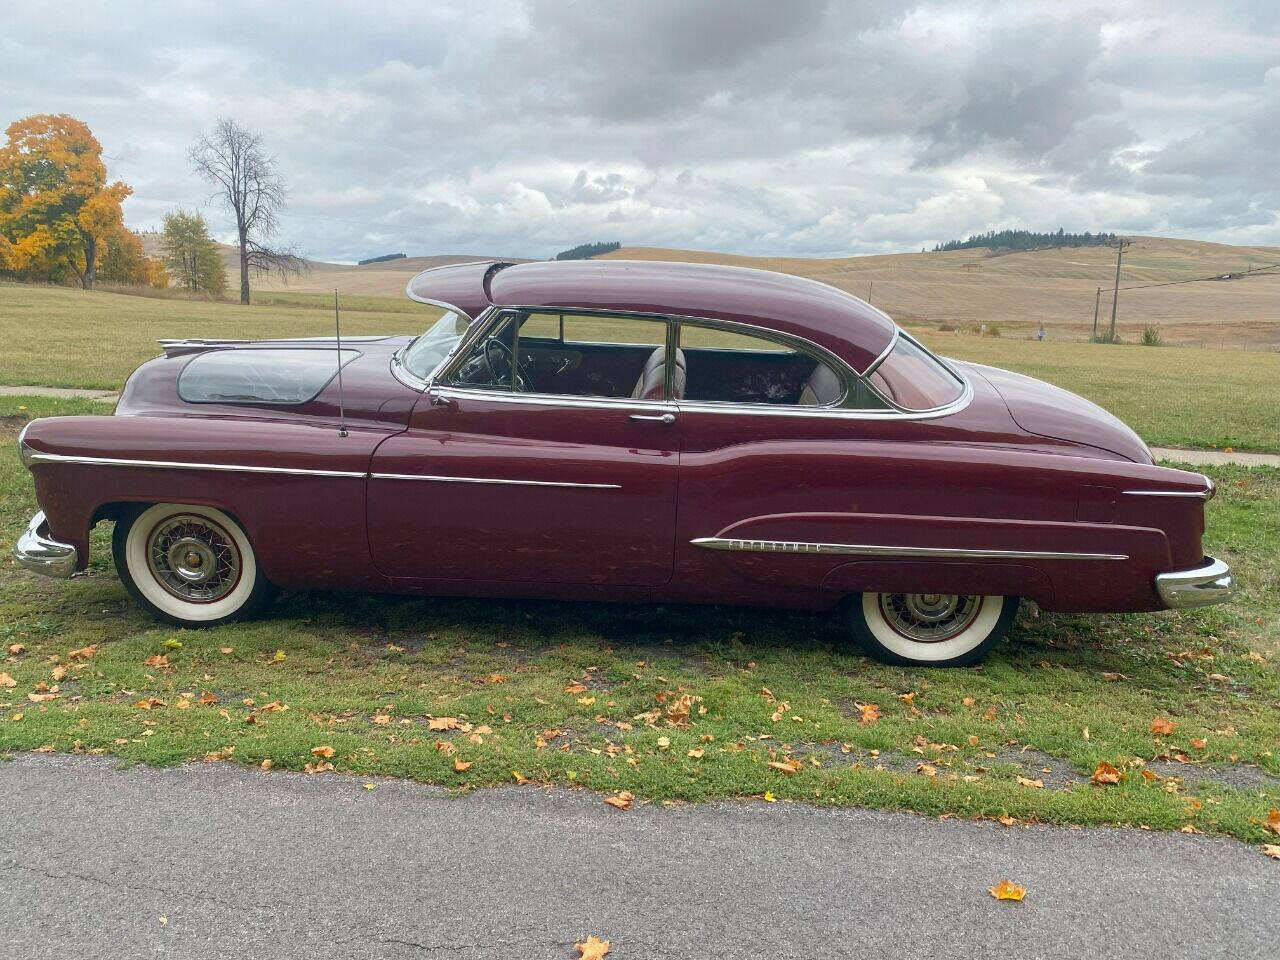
[798,361,841,405]
[631,346,686,401]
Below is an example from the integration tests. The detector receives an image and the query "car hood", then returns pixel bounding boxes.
[955,361,1153,464]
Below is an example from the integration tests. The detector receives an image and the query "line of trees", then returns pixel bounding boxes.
[934,228,1118,252]
[554,241,621,261]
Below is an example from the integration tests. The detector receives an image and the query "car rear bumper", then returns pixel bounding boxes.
[13,511,78,579]
[1155,556,1234,609]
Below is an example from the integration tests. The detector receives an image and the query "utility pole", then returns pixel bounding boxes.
[1092,287,1101,340]
[1108,239,1131,340]
[867,280,874,305]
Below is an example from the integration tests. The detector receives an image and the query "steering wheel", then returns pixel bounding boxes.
[483,338,535,391]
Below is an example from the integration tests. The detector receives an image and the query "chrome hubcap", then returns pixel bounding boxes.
[146,515,240,602]
[879,593,982,643]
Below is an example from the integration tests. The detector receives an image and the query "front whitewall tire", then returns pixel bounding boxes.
[846,593,1019,666]
[113,503,275,627]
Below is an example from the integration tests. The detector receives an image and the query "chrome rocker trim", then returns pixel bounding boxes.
[690,537,1129,562]
[1154,556,1234,609]
[13,511,78,579]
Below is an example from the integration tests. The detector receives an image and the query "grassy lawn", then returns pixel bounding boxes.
[0,282,432,390]
[2,418,1277,846]
[913,329,1280,452]
[2,281,1277,450]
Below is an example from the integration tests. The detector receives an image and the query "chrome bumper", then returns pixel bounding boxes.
[13,511,78,579]
[1155,556,1234,610]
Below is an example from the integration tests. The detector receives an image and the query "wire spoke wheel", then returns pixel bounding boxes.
[877,593,982,643]
[145,514,242,602]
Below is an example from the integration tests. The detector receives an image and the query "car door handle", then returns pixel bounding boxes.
[629,412,676,424]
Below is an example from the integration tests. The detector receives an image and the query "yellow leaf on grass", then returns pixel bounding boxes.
[0,672,15,688]
[453,757,472,772]
[512,770,530,785]
[163,638,183,650]
[133,697,166,709]
[428,717,460,732]
[859,703,881,725]
[1015,776,1043,789]
[1265,809,1280,837]
[604,792,633,810]
[768,759,802,775]
[310,745,336,758]
[1091,761,1125,786]
[1150,717,1176,736]
[763,791,777,803]
[271,650,287,663]
[989,880,1026,902]
[656,736,671,750]
[575,935,611,959]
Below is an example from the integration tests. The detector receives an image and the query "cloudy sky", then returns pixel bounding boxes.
[5,0,1278,261]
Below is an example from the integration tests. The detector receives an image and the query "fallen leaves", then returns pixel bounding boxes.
[763,791,777,803]
[575,935,611,959]
[1262,844,1280,860]
[1015,776,1044,789]
[310,745,336,759]
[452,758,472,772]
[143,654,169,668]
[1091,762,1125,786]
[858,703,881,725]
[767,759,803,775]
[1150,717,1176,736]
[428,716,460,732]
[7,643,25,656]
[1265,809,1280,837]
[989,880,1027,902]
[604,791,633,811]
[133,697,166,710]
[27,690,60,702]
[163,638,183,650]
[67,645,97,661]
[271,649,287,663]
[511,770,530,785]
[564,682,589,695]
[0,672,15,688]
[304,761,335,775]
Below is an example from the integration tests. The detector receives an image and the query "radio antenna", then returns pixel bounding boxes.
[333,289,348,438]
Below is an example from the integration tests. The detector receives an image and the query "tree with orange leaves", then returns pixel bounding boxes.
[0,114,131,289]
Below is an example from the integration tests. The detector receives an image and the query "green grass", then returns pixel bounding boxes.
[914,329,1280,451]
[1,415,1278,843]
[2,282,1277,450]
[0,282,434,390]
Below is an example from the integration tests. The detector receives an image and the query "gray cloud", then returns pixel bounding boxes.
[3,0,1278,260]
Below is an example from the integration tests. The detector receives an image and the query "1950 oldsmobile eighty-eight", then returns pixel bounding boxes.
[14,259,1234,665]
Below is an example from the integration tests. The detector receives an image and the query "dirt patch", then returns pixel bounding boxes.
[1148,760,1280,792]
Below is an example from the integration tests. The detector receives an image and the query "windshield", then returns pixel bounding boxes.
[867,334,966,411]
[400,310,471,379]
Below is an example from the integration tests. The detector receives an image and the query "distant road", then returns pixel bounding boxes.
[2,755,1275,959]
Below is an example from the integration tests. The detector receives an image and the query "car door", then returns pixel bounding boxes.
[367,309,681,587]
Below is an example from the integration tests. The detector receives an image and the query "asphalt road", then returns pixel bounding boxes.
[2,755,1275,959]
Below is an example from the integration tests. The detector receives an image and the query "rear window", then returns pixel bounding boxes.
[179,348,360,404]
[867,335,965,411]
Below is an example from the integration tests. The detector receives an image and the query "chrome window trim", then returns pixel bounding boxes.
[861,330,970,415]
[23,452,366,479]
[431,384,674,411]
[690,537,1128,562]
[371,473,620,489]
[392,306,498,392]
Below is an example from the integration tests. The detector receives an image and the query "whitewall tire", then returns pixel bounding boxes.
[845,592,1019,666]
[112,503,276,627]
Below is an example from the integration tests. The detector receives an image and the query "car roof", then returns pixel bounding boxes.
[409,259,897,373]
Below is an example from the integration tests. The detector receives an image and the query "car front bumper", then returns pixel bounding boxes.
[13,511,78,579]
[1155,556,1234,609]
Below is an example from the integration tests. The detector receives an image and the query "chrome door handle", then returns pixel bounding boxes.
[629,412,676,424]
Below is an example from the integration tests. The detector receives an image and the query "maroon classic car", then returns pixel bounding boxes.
[15,259,1233,665]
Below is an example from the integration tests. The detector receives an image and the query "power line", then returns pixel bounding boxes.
[1119,261,1280,291]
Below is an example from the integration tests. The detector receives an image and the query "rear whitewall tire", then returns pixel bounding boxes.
[113,503,276,627]
[846,593,1019,667]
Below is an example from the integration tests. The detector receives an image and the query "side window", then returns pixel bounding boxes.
[676,322,859,407]
[447,310,672,401]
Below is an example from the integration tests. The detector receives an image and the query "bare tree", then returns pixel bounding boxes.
[189,118,304,304]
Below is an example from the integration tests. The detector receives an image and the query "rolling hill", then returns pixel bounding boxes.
[141,235,1280,348]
